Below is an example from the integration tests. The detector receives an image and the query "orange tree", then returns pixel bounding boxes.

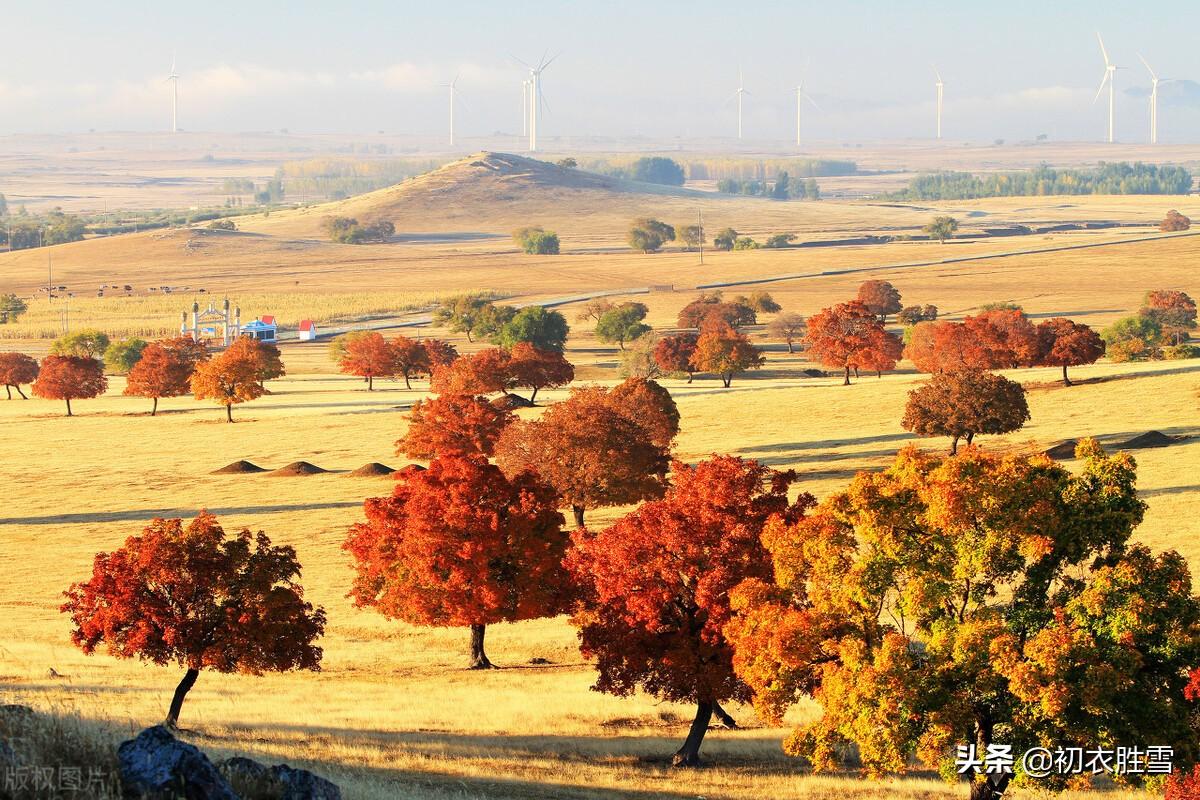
[191,343,265,421]
[901,370,1030,454]
[0,352,39,400]
[32,355,107,416]
[506,342,574,403]
[495,386,669,527]
[391,335,431,389]
[344,455,571,668]
[726,442,1200,800]
[62,512,325,726]
[430,348,513,396]
[606,378,680,448]
[397,394,515,459]
[567,456,813,766]
[804,301,902,384]
[1035,318,1105,385]
[653,332,699,382]
[856,279,902,323]
[691,324,765,387]
[124,337,209,415]
[338,331,395,390]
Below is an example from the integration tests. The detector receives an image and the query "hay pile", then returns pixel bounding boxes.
[269,461,328,477]
[348,462,396,477]
[211,460,268,474]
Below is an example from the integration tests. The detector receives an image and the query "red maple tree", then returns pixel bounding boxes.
[225,336,285,389]
[507,342,574,403]
[421,338,459,371]
[905,320,997,373]
[61,512,326,726]
[1143,289,1198,344]
[566,455,812,766]
[344,455,571,668]
[607,378,680,448]
[124,337,209,415]
[392,335,431,389]
[191,344,265,422]
[965,309,1040,368]
[0,352,39,400]
[804,301,902,384]
[691,324,766,387]
[430,348,513,396]
[1035,318,1105,385]
[339,331,395,389]
[653,333,699,382]
[31,355,107,416]
[855,279,903,322]
[495,387,669,527]
[397,394,515,459]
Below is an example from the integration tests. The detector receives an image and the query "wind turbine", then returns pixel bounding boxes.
[792,81,820,148]
[1093,32,1120,143]
[521,78,531,137]
[933,66,944,139]
[516,53,558,152]
[442,73,460,147]
[727,68,750,140]
[1139,54,1168,144]
[166,52,179,133]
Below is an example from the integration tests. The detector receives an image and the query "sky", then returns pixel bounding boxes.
[3,0,1200,144]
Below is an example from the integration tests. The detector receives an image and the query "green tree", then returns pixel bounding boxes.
[473,303,518,341]
[513,226,560,255]
[923,215,959,243]
[104,338,149,375]
[732,236,760,250]
[433,294,492,342]
[0,294,28,324]
[627,218,675,253]
[764,233,796,248]
[771,172,790,199]
[1102,315,1164,361]
[51,329,111,359]
[556,157,578,169]
[802,178,819,200]
[677,224,703,251]
[712,228,738,251]
[629,157,685,186]
[595,303,651,350]
[493,306,569,352]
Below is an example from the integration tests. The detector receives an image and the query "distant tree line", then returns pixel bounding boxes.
[576,156,856,183]
[716,172,820,200]
[891,162,1193,200]
[322,216,396,244]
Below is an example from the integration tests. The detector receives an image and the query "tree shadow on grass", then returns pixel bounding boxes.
[0,501,362,526]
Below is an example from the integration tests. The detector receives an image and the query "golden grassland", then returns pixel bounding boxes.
[2,177,1199,797]
[1,312,1198,798]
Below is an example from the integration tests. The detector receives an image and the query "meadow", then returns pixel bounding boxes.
[3,151,1200,798]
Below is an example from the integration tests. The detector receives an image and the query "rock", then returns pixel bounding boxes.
[1043,439,1079,460]
[218,756,342,800]
[801,368,828,378]
[490,393,535,410]
[118,725,237,800]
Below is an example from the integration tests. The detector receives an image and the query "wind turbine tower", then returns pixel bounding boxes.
[793,81,820,148]
[518,53,558,152]
[444,74,459,147]
[521,78,530,137]
[1139,54,1163,145]
[934,67,944,139]
[735,68,749,140]
[1094,32,1119,143]
[167,52,179,133]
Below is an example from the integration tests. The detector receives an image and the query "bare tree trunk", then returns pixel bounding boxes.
[226,404,233,423]
[787,341,794,354]
[966,432,975,445]
[65,398,72,416]
[368,375,374,391]
[164,668,199,727]
[711,702,738,729]
[843,366,851,386]
[151,396,158,416]
[404,373,412,390]
[468,623,495,669]
[722,374,732,388]
[572,506,585,528]
[16,385,26,400]
[1062,364,1072,386]
[671,702,714,767]
[530,387,539,404]
[950,436,959,455]
[4,385,10,400]
[687,372,694,384]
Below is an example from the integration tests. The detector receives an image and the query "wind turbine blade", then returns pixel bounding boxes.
[510,54,533,70]
[933,64,942,83]
[538,84,550,114]
[804,93,822,111]
[541,52,561,70]
[1138,54,1156,80]
[1092,72,1110,103]
[1096,31,1110,66]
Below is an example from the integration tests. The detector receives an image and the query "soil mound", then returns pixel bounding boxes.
[348,462,396,477]
[491,393,535,410]
[1118,430,1177,449]
[1043,440,1079,459]
[395,463,427,474]
[211,460,267,474]
[269,461,328,476]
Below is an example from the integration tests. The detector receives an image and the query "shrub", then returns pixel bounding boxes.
[629,157,685,186]
[732,237,760,250]
[1163,343,1200,360]
[764,233,796,248]
[627,218,675,253]
[206,219,237,231]
[1161,209,1191,232]
[712,228,738,251]
[513,226,560,255]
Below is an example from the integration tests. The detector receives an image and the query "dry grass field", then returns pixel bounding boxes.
[2,148,1200,798]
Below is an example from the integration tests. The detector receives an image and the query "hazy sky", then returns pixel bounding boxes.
[4,0,1200,144]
